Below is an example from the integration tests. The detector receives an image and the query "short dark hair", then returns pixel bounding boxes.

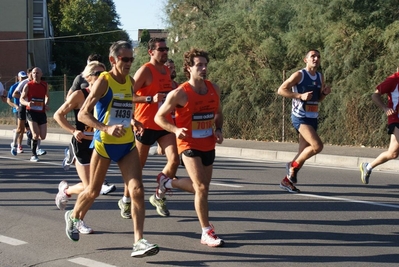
[27,67,34,74]
[148,38,166,50]
[87,53,102,63]
[305,49,320,58]
[183,48,209,79]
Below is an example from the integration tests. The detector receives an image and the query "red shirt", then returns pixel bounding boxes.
[174,80,219,153]
[376,72,399,124]
[26,81,47,113]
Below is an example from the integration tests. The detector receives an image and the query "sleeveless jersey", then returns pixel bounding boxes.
[73,88,94,136]
[134,63,173,130]
[376,72,399,124]
[26,81,47,113]
[93,72,134,144]
[292,69,322,119]
[174,80,219,153]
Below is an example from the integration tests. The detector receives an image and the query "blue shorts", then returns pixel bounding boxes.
[91,140,135,162]
[291,114,318,132]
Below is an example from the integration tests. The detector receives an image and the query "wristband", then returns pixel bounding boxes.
[215,127,222,133]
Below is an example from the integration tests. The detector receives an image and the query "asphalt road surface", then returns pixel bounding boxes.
[0,138,398,267]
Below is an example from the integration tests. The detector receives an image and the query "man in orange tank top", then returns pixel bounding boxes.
[154,48,225,247]
[19,67,49,162]
[133,38,180,217]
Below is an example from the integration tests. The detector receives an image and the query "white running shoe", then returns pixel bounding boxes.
[17,146,24,153]
[30,155,39,162]
[76,220,93,234]
[201,225,224,247]
[55,180,69,210]
[131,239,159,258]
[36,148,47,156]
[100,180,116,195]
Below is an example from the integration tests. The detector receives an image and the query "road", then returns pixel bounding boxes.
[0,138,398,267]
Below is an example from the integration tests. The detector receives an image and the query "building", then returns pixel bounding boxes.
[137,29,168,42]
[0,0,53,88]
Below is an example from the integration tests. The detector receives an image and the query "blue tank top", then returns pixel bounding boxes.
[292,69,322,118]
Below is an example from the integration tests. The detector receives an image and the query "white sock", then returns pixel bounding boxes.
[122,196,130,203]
[202,226,212,234]
[12,132,20,147]
[164,179,173,189]
[366,163,372,171]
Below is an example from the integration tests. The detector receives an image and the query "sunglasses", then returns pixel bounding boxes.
[155,47,169,52]
[90,71,103,77]
[118,56,134,63]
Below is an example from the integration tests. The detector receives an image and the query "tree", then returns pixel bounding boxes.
[48,0,130,75]
[140,29,151,44]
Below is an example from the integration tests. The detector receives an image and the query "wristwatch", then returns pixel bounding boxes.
[145,96,152,104]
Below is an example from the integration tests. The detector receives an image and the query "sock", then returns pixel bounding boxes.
[366,163,372,171]
[64,188,71,197]
[202,226,212,234]
[291,161,300,169]
[122,196,131,203]
[32,140,38,156]
[164,179,173,189]
[12,132,20,147]
[37,139,41,149]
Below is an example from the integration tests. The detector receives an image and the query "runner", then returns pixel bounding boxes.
[64,40,159,258]
[154,48,225,247]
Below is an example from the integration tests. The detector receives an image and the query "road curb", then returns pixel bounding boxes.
[2,128,399,172]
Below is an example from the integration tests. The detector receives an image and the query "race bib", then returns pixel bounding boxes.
[192,112,214,138]
[31,98,44,111]
[108,99,132,128]
[305,102,318,113]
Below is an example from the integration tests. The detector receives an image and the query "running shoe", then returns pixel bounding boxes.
[64,210,79,241]
[10,145,17,156]
[17,145,24,153]
[149,194,170,217]
[201,225,224,247]
[30,155,39,162]
[10,142,14,148]
[36,148,47,156]
[76,220,93,234]
[62,148,72,171]
[118,199,131,219]
[156,172,171,198]
[131,239,159,258]
[286,162,299,184]
[100,180,116,195]
[359,162,371,184]
[55,180,69,210]
[279,176,300,193]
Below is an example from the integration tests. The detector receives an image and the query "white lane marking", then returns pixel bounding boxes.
[299,193,399,209]
[211,182,242,188]
[68,257,117,267]
[0,235,27,246]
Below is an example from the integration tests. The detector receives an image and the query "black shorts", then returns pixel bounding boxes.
[387,123,399,135]
[26,110,47,125]
[181,149,215,167]
[18,105,27,121]
[135,129,172,145]
[65,137,93,165]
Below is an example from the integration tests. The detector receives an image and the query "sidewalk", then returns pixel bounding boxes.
[1,124,398,172]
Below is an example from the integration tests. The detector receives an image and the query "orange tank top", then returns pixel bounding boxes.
[134,63,173,130]
[175,80,219,153]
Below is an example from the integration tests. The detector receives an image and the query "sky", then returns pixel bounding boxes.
[114,0,167,41]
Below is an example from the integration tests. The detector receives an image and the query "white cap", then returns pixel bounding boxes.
[18,71,28,78]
